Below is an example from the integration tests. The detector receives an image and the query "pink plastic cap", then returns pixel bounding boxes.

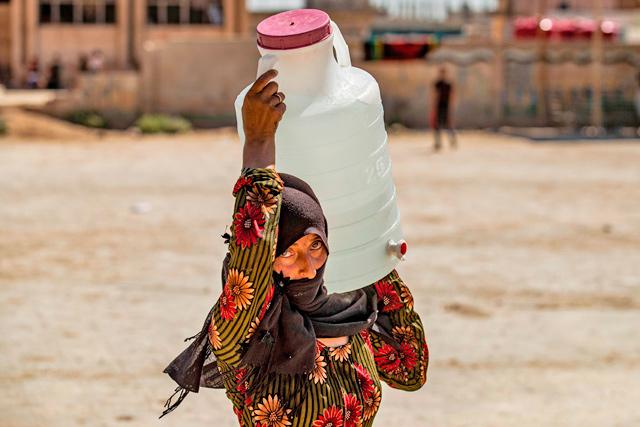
[257,9,331,50]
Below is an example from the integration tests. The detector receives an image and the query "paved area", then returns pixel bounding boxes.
[1,130,639,426]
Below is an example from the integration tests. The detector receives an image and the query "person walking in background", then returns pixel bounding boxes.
[46,56,62,90]
[26,58,40,89]
[431,66,457,152]
[635,72,640,128]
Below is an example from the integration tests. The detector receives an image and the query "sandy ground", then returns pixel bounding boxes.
[0,129,639,427]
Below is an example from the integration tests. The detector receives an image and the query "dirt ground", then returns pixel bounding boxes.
[1,129,639,427]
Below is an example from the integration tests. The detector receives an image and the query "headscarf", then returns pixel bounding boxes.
[239,173,380,377]
[161,173,399,418]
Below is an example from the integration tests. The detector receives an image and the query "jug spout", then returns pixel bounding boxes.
[387,239,408,261]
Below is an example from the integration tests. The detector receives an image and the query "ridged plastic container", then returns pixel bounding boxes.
[235,10,404,293]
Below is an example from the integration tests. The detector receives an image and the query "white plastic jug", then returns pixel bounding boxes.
[235,9,406,293]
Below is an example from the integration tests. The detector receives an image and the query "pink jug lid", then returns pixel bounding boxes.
[257,9,332,50]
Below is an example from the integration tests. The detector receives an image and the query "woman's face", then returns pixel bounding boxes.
[273,233,328,280]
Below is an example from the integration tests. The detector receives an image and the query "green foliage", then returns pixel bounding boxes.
[135,114,192,134]
[0,117,6,136]
[67,110,107,129]
[180,113,236,128]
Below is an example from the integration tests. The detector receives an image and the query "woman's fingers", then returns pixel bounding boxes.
[241,69,286,148]
[274,102,287,116]
[268,92,286,107]
[248,69,278,95]
[260,81,279,99]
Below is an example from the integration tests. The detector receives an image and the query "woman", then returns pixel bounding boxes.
[163,70,428,426]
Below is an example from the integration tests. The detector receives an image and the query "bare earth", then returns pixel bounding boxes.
[1,130,639,427]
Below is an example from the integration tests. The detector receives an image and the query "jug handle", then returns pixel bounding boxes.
[331,20,351,68]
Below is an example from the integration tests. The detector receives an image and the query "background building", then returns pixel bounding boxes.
[1,0,638,129]
[0,0,248,87]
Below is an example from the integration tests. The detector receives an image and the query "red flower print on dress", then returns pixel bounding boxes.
[420,341,429,383]
[259,284,275,321]
[398,341,418,370]
[342,393,363,427]
[359,330,374,353]
[374,343,401,374]
[235,367,250,394]
[219,286,237,321]
[233,176,253,196]
[375,280,403,312]
[233,202,266,248]
[312,405,344,427]
[233,405,244,426]
[353,363,374,394]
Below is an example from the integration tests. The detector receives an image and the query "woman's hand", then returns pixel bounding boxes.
[242,69,286,169]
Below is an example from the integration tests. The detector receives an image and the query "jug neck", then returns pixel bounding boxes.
[257,35,339,98]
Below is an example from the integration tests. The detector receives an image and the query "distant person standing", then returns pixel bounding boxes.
[431,67,457,151]
[26,58,40,89]
[46,56,62,90]
[635,72,640,127]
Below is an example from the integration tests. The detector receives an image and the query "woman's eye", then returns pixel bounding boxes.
[310,241,322,250]
[281,249,294,258]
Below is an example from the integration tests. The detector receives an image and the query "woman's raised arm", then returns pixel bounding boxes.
[209,70,287,367]
[209,168,283,367]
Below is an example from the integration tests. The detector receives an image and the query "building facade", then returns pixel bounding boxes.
[1,0,249,87]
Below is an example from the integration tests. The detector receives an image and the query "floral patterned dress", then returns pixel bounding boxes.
[208,168,428,427]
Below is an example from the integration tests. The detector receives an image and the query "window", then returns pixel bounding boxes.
[147,0,224,25]
[167,4,180,24]
[82,0,98,23]
[59,2,74,22]
[147,4,159,24]
[39,3,53,23]
[105,2,116,23]
[38,1,117,24]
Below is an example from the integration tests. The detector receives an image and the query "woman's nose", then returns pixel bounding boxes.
[297,255,316,279]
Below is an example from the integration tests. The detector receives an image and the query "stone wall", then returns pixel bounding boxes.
[37,25,124,89]
[45,37,639,129]
[134,36,496,129]
[360,59,496,128]
[139,37,259,125]
[44,70,140,128]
